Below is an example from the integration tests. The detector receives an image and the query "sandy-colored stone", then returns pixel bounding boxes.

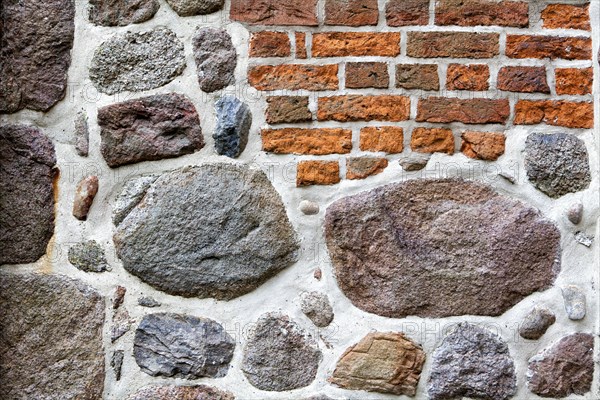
[360,127,404,153]
[297,161,340,186]
[461,131,506,161]
[262,128,352,155]
[411,128,454,154]
[312,32,400,57]
[128,385,234,400]
[300,291,334,327]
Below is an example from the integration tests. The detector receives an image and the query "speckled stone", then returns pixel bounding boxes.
[68,240,108,273]
[89,0,159,26]
[193,28,237,93]
[128,385,234,400]
[300,291,334,327]
[562,285,586,320]
[165,0,224,16]
[519,307,556,340]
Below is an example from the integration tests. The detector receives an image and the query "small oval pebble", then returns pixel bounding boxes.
[299,200,320,215]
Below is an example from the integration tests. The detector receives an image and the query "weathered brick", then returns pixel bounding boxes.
[417,98,510,124]
[407,32,499,58]
[249,32,291,58]
[514,100,593,129]
[346,62,389,89]
[446,64,489,91]
[262,128,352,155]
[318,95,410,122]
[555,68,593,95]
[297,161,340,186]
[411,128,455,154]
[325,0,378,26]
[542,4,590,30]
[360,127,404,153]
[497,66,550,93]
[230,0,318,26]
[248,64,338,91]
[386,0,429,26]
[313,32,401,57]
[296,32,307,58]
[266,96,312,124]
[461,131,506,161]
[396,64,439,91]
[346,157,388,180]
[506,35,591,60]
[436,0,529,27]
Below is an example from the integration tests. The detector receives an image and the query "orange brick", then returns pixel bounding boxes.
[295,32,307,58]
[360,127,404,153]
[436,0,529,27]
[297,161,340,186]
[411,128,455,154]
[514,100,593,129]
[262,128,352,155]
[312,32,401,57]
[555,68,593,95]
[506,35,591,60]
[461,131,506,161]
[318,95,410,122]
[248,64,338,91]
[542,4,590,30]
[249,32,291,58]
[446,64,490,91]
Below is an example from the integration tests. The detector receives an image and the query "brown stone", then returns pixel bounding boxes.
[129,385,234,400]
[506,35,591,60]
[318,95,410,122]
[330,332,425,396]
[461,131,506,161]
[497,66,550,93]
[262,128,352,155]
[345,62,389,89]
[297,161,340,186]
[296,32,307,58]
[312,32,401,57]
[89,0,159,26]
[435,0,529,27]
[416,97,510,124]
[73,176,99,221]
[249,31,291,57]
[360,127,404,153]
[555,68,593,95]
[446,64,489,91]
[514,100,593,129]
[407,32,499,58]
[396,64,440,91]
[325,0,378,26]
[542,4,590,30]
[386,0,429,26]
[230,0,317,25]
[346,157,389,180]
[266,96,312,124]
[411,128,455,154]
[248,64,339,91]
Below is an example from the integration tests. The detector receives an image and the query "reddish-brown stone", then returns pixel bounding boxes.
[542,4,590,30]
[296,32,307,58]
[297,161,340,186]
[248,64,339,91]
[435,0,529,27]
[514,100,593,129]
[386,0,429,26]
[360,127,404,153]
[266,96,312,124]
[325,0,378,26]
[396,64,440,91]
[230,0,318,25]
[262,128,352,155]
[417,98,510,124]
[318,95,410,122]
[497,66,550,93]
[407,32,499,58]
[249,31,291,57]
[461,131,506,161]
[506,35,591,60]
[555,68,593,95]
[313,32,401,57]
[346,62,389,89]
[73,176,99,221]
[411,128,455,154]
[446,64,490,91]
[346,157,389,180]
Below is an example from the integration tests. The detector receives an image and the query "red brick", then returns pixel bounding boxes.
[497,66,550,93]
[297,161,340,186]
[461,131,506,161]
[407,32,499,58]
[360,127,404,153]
[318,95,410,122]
[542,4,590,30]
[514,100,593,129]
[266,96,312,124]
[249,32,291,58]
[296,32,307,58]
[312,32,401,57]
[248,64,338,91]
[386,0,429,26]
[446,64,489,91]
[396,64,439,91]
[346,157,388,180]
[411,128,455,154]
[555,68,593,95]
[345,62,389,89]
[230,0,318,26]
[325,0,379,26]
[417,97,510,124]
[506,35,591,60]
[435,0,529,27]
[262,128,352,155]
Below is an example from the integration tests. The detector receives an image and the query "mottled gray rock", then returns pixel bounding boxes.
[111,350,124,381]
[134,313,235,378]
[73,175,99,220]
[114,164,299,299]
[166,0,224,16]
[562,285,586,320]
[89,0,159,26]
[68,240,108,273]
[0,125,56,264]
[0,0,75,113]
[428,323,516,400]
[300,291,334,327]
[138,296,162,308]
[299,200,320,215]
[325,179,561,318]
[75,112,89,157]
[98,93,204,168]
[113,175,159,226]
[214,96,251,158]
[193,28,236,93]
[525,133,591,198]
[0,273,105,399]
[90,28,185,95]
[575,231,594,247]
[111,308,133,343]
[519,307,556,340]
[399,155,429,172]
[567,202,583,225]
[527,333,594,397]
[128,385,234,400]
[242,313,321,391]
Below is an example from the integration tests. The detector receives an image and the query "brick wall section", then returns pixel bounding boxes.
[234,0,595,186]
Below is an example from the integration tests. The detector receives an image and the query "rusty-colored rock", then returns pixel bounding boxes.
[249,64,339,91]
[417,97,510,124]
[407,32,499,58]
[312,32,401,57]
[346,157,388,180]
[497,66,550,93]
[461,131,506,161]
[555,68,593,95]
[360,127,404,153]
[297,161,340,186]
[542,4,590,30]
[249,31,291,57]
[73,176,99,221]
[262,128,352,155]
[346,62,389,89]
[411,128,455,154]
[514,100,593,129]
[396,64,439,91]
[435,0,529,27]
[296,32,307,58]
[506,35,591,60]
[318,95,410,122]
[446,64,489,91]
[230,0,317,25]
[325,0,378,26]
[386,0,429,26]
[266,96,312,124]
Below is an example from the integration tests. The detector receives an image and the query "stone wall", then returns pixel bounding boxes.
[0,0,598,399]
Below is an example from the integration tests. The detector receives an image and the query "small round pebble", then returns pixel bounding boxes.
[299,200,320,215]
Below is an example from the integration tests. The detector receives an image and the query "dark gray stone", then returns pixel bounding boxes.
[193,28,236,93]
[166,0,224,16]
[114,164,299,299]
[133,313,235,378]
[75,112,89,157]
[214,96,252,158]
[113,175,159,226]
[111,350,124,381]
[128,385,234,400]
[138,296,162,308]
[68,240,108,273]
[90,28,186,95]
[562,285,586,320]
[300,291,334,327]
[0,273,105,399]
[242,313,321,391]
[428,323,516,400]
[525,133,591,198]
[399,155,429,172]
[0,124,56,264]
[519,307,556,340]
[89,0,159,26]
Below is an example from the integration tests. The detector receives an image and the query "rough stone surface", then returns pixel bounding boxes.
[300,292,334,327]
[567,203,584,225]
[68,240,108,273]
[411,127,455,154]
[249,64,339,91]
[166,0,224,16]
[360,127,404,153]
[506,35,591,60]
[297,161,341,186]
[90,28,185,95]
[396,64,439,91]
[75,112,90,157]
[519,307,556,340]
[446,64,489,91]
[114,164,299,299]
[428,323,517,400]
[111,350,124,381]
[249,31,291,57]
[497,66,550,94]
[113,175,159,226]
[262,128,352,155]
[230,0,318,25]
[399,155,429,171]
[346,157,388,180]
[436,0,529,27]
[575,231,594,247]
[266,96,312,124]
[312,32,400,57]
[0,0,75,113]
[386,0,429,26]
[73,176,99,220]
[0,124,56,265]
[214,96,252,158]
[346,62,389,89]
[324,179,561,318]
[330,332,425,396]
[407,32,499,58]
[128,385,234,400]
[325,0,379,26]
[113,286,127,309]
[461,131,506,161]
[0,273,105,399]
[318,95,410,122]
[138,296,162,308]
[193,28,237,93]
[242,313,321,391]
[134,313,235,378]
[525,133,591,198]
[111,308,133,342]
[98,93,204,168]
[527,333,594,397]
[555,68,593,95]
[89,0,159,26]
[299,200,320,215]
[562,285,586,320]
[515,100,593,129]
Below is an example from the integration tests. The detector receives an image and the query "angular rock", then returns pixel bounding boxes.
[134,313,235,378]
[98,93,204,168]
[325,179,561,318]
[519,307,556,340]
[242,313,321,391]
[165,0,223,16]
[0,273,105,399]
[114,164,298,299]
[129,385,234,400]
[68,240,108,273]
[461,131,506,161]
[0,125,56,264]
[89,0,159,26]
[567,203,583,225]
[575,231,594,247]
[428,323,516,400]
[113,175,159,226]
[300,292,334,327]
[562,285,586,320]
[214,96,252,158]
[399,155,429,172]
[527,333,594,397]
[138,296,162,308]
[0,0,75,113]
[73,176,99,220]
[314,268,322,280]
[299,200,320,215]
[111,308,133,343]
[346,157,388,180]
[193,28,237,93]
[111,350,124,381]
[90,28,185,95]
[75,112,90,157]
[525,133,591,198]
[330,332,424,396]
